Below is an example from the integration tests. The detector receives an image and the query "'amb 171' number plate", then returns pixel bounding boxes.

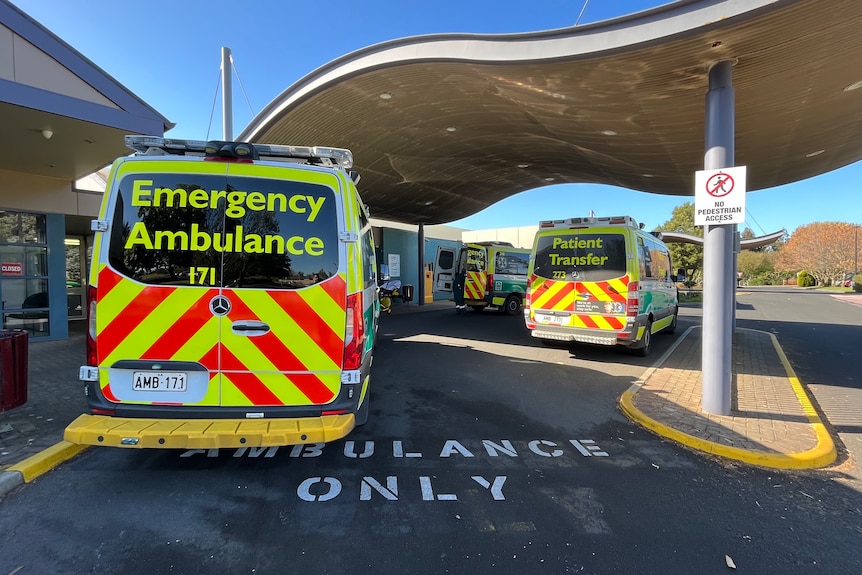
[133,371,187,392]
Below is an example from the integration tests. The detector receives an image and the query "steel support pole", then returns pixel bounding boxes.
[732,226,739,332]
[221,47,233,141]
[702,61,735,415]
[418,224,426,306]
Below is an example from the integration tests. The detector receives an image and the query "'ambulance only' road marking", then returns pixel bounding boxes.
[177,439,611,503]
[180,438,610,460]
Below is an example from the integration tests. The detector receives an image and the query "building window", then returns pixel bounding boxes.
[0,210,50,337]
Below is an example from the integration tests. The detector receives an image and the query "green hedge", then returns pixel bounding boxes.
[797,270,815,287]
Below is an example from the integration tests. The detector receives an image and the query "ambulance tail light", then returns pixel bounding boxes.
[343,293,365,370]
[524,289,536,329]
[486,273,494,293]
[626,282,640,317]
[86,285,98,366]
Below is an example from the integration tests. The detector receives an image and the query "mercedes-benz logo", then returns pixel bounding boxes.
[210,295,231,316]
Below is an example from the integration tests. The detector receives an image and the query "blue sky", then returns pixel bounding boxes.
[12,0,862,235]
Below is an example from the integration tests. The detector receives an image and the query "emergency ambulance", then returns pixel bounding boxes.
[435,242,531,314]
[64,136,378,449]
[524,216,680,356]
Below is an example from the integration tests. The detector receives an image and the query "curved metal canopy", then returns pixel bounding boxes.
[240,0,862,226]
[661,229,787,250]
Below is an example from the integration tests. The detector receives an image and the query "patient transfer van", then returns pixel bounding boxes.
[524,215,680,356]
[435,242,530,314]
[65,136,378,449]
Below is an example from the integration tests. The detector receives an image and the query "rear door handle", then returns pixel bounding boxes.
[231,320,270,336]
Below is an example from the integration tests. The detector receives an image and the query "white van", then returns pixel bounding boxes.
[65,136,378,449]
[525,215,681,356]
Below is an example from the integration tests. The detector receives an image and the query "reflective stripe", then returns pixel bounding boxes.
[96,270,347,408]
[465,270,486,300]
[530,274,629,331]
[582,277,629,302]
[572,314,625,330]
[530,275,574,311]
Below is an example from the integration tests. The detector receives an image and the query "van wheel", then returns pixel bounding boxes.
[355,392,370,427]
[503,295,521,315]
[666,308,678,334]
[632,321,653,357]
[469,305,485,312]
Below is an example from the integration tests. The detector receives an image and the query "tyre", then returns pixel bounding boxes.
[354,390,370,426]
[503,294,521,315]
[665,308,678,334]
[469,305,485,312]
[631,320,653,357]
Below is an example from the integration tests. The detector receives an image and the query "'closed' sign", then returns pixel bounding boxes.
[1,262,23,275]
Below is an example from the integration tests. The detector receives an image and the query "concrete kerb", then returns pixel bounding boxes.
[0,442,89,498]
[618,326,838,470]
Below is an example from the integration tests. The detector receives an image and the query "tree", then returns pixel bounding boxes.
[740,227,762,252]
[773,222,858,285]
[656,202,703,285]
[737,249,775,285]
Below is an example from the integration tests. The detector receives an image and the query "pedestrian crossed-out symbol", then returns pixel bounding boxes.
[706,172,734,197]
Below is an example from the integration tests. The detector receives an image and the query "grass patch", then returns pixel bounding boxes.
[817,286,856,292]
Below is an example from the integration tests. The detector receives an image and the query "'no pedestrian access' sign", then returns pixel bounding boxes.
[694,165,746,226]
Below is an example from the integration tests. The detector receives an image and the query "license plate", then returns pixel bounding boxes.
[536,313,567,325]
[133,371,187,392]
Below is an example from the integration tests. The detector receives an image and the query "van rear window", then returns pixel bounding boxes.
[107,173,338,288]
[533,233,626,282]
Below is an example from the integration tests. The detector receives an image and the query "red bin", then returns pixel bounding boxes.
[0,329,29,412]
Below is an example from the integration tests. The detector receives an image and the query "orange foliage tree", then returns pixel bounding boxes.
[774,222,860,285]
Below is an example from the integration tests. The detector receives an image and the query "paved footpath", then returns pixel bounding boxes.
[620,326,835,469]
[0,323,87,473]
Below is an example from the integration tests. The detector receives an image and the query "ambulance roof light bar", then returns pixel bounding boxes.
[538,215,641,229]
[124,136,354,169]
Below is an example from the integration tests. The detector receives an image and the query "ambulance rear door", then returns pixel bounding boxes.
[463,244,488,301]
[217,162,346,411]
[94,159,229,409]
[433,245,457,293]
